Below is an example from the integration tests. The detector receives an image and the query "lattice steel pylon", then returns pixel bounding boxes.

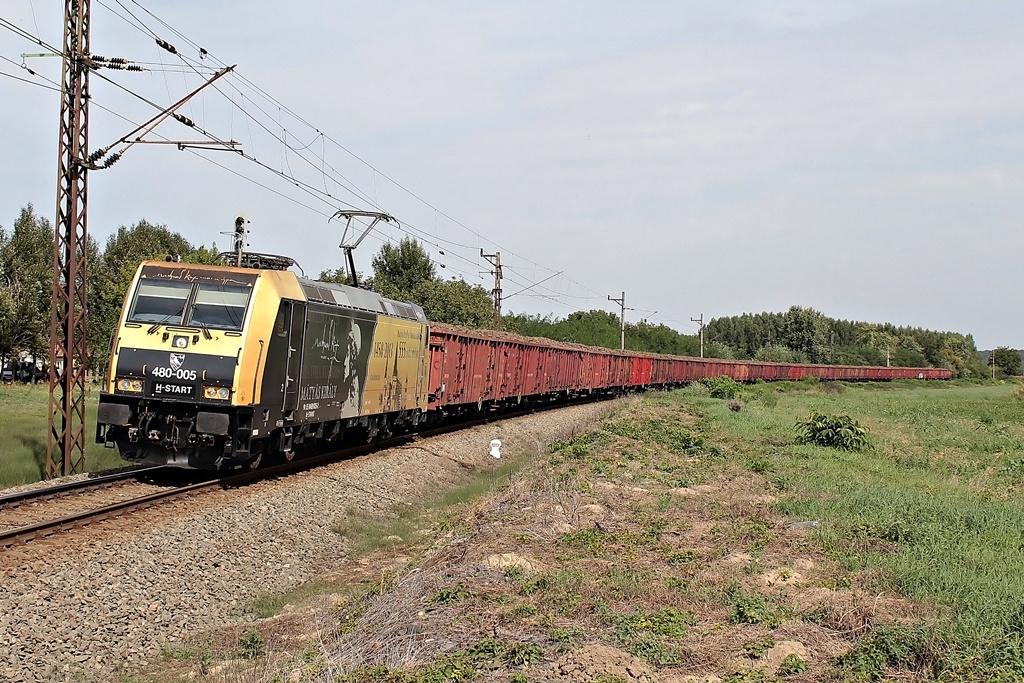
[46,0,91,478]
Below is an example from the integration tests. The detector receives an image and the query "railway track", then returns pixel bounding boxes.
[0,404,532,550]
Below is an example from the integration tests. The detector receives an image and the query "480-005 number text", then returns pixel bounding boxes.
[151,367,197,381]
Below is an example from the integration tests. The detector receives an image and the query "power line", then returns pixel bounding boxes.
[2,6,619,315]
[106,2,609,305]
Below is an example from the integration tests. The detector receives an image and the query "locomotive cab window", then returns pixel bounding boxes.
[188,284,251,330]
[128,280,192,324]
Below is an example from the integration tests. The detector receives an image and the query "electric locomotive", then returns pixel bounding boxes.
[96,256,430,469]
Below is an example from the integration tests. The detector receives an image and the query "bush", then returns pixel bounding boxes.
[238,630,265,660]
[794,411,869,451]
[701,375,741,399]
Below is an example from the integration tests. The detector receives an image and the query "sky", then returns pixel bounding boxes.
[1,0,1022,349]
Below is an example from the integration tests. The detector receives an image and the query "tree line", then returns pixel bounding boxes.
[0,206,1009,379]
[704,306,997,378]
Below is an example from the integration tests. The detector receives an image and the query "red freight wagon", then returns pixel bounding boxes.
[427,323,951,415]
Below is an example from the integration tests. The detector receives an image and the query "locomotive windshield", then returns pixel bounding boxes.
[189,284,250,329]
[128,272,254,331]
[128,280,192,324]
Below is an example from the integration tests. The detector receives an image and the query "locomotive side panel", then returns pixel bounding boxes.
[358,313,428,415]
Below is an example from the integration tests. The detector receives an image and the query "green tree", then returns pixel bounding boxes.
[371,237,436,300]
[0,205,54,365]
[318,266,368,287]
[367,238,493,328]
[415,278,493,327]
[992,347,1022,377]
[780,306,829,362]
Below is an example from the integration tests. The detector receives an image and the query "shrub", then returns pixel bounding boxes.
[701,375,741,399]
[794,411,869,451]
[238,630,265,660]
[836,623,940,680]
[726,583,784,628]
[430,584,472,605]
[778,653,807,675]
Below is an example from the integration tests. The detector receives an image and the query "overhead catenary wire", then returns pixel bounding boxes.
[1,4,648,324]
[112,1,608,301]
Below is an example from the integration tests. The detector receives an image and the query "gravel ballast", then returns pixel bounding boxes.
[0,401,618,682]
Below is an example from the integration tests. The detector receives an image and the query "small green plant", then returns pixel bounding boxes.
[600,606,694,666]
[702,375,742,399]
[723,668,771,683]
[628,634,681,666]
[745,455,772,473]
[560,527,609,556]
[836,623,939,680]
[742,639,776,658]
[726,583,784,628]
[794,411,870,450]
[778,653,807,675]
[504,566,525,581]
[668,549,700,565]
[502,642,545,667]
[520,575,550,595]
[238,630,265,660]
[510,603,537,617]
[510,675,528,683]
[430,583,472,605]
[548,626,584,649]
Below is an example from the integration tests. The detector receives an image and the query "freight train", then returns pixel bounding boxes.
[95,258,951,470]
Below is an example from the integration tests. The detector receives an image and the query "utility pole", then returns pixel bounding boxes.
[47,0,92,478]
[691,314,704,358]
[608,292,626,350]
[480,250,502,330]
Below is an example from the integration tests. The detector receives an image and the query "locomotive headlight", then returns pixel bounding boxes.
[117,377,143,392]
[203,385,231,400]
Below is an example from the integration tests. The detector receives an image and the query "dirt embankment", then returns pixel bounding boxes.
[135,394,925,683]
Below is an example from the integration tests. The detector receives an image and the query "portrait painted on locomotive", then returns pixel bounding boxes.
[299,305,377,421]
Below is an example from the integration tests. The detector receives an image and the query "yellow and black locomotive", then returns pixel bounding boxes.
[96,258,429,469]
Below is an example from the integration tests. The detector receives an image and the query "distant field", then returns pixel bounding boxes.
[0,383,124,487]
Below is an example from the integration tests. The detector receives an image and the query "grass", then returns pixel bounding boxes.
[697,378,1024,680]
[0,383,124,486]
